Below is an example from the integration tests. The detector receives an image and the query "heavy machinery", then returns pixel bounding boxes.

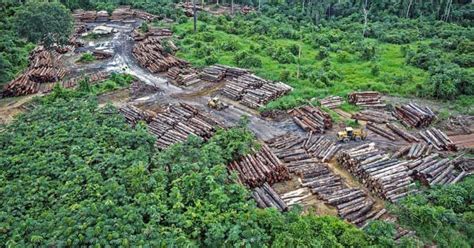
[207,97,228,110]
[337,127,368,142]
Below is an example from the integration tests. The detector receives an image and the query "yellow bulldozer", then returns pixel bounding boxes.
[337,127,368,142]
[208,97,228,110]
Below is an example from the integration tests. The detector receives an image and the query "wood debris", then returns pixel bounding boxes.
[147,103,222,149]
[352,109,395,123]
[252,183,288,211]
[319,96,343,109]
[288,105,332,133]
[338,143,414,202]
[419,127,457,151]
[132,35,188,73]
[228,144,290,188]
[348,91,385,107]
[393,103,436,128]
[280,188,313,207]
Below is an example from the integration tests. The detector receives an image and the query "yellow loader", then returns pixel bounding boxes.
[337,127,368,142]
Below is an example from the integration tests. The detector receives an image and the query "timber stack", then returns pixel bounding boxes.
[73,7,158,22]
[348,91,385,107]
[392,143,433,159]
[386,123,420,143]
[130,80,161,98]
[3,48,67,97]
[393,103,436,128]
[419,127,457,151]
[119,105,156,126]
[252,183,288,211]
[200,64,249,82]
[147,103,222,149]
[319,96,343,109]
[303,133,341,162]
[132,28,173,41]
[220,73,292,109]
[167,67,201,86]
[177,2,203,17]
[366,122,397,141]
[352,109,396,124]
[338,143,414,202]
[132,36,188,73]
[408,154,466,186]
[228,144,290,187]
[288,105,332,133]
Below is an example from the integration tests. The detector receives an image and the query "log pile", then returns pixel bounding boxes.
[419,127,457,151]
[228,144,290,187]
[177,2,203,17]
[167,67,201,86]
[130,80,161,98]
[279,188,313,208]
[132,36,188,73]
[132,28,173,41]
[352,110,395,124]
[72,8,158,22]
[338,143,414,202]
[303,133,341,162]
[200,65,227,82]
[72,10,97,22]
[348,91,385,107]
[240,6,255,14]
[119,105,156,126]
[147,103,222,149]
[252,183,288,211]
[393,103,436,128]
[386,123,420,143]
[288,105,332,133]
[367,122,397,141]
[408,154,466,186]
[92,50,113,60]
[3,48,67,97]
[220,73,292,109]
[392,143,433,159]
[60,71,110,90]
[319,96,343,109]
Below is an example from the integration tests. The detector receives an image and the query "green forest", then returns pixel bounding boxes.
[0,0,473,247]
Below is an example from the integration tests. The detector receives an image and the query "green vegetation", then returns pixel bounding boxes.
[173,12,472,112]
[13,1,73,48]
[391,176,474,247]
[1,92,395,246]
[77,52,95,63]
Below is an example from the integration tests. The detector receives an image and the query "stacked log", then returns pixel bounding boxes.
[72,8,158,22]
[3,48,67,97]
[119,105,156,126]
[228,144,290,187]
[147,103,222,149]
[288,105,332,133]
[177,2,203,17]
[348,91,385,107]
[338,143,414,202]
[280,188,313,207]
[132,28,173,41]
[110,6,135,21]
[130,80,161,98]
[96,11,110,22]
[92,50,113,60]
[408,154,465,186]
[367,122,397,141]
[319,96,343,109]
[59,71,110,91]
[72,10,97,22]
[352,110,395,124]
[303,133,341,162]
[132,36,188,73]
[392,143,433,159]
[167,67,201,86]
[386,123,419,143]
[393,103,436,128]
[252,183,288,211]
[240,6,255,14]
[220,73,292,109]
[419,127,457,151]
[200,65,227,82]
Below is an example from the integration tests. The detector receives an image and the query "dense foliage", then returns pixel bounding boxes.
[173,10,472,112]
[13,1,73,47]
[0,91,390,246]
[391,176,474,247]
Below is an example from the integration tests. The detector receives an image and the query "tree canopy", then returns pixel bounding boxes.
[14,1,73,47]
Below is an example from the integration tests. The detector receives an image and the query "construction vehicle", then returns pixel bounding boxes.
[208,97,228,110]
[337,127,368,142]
